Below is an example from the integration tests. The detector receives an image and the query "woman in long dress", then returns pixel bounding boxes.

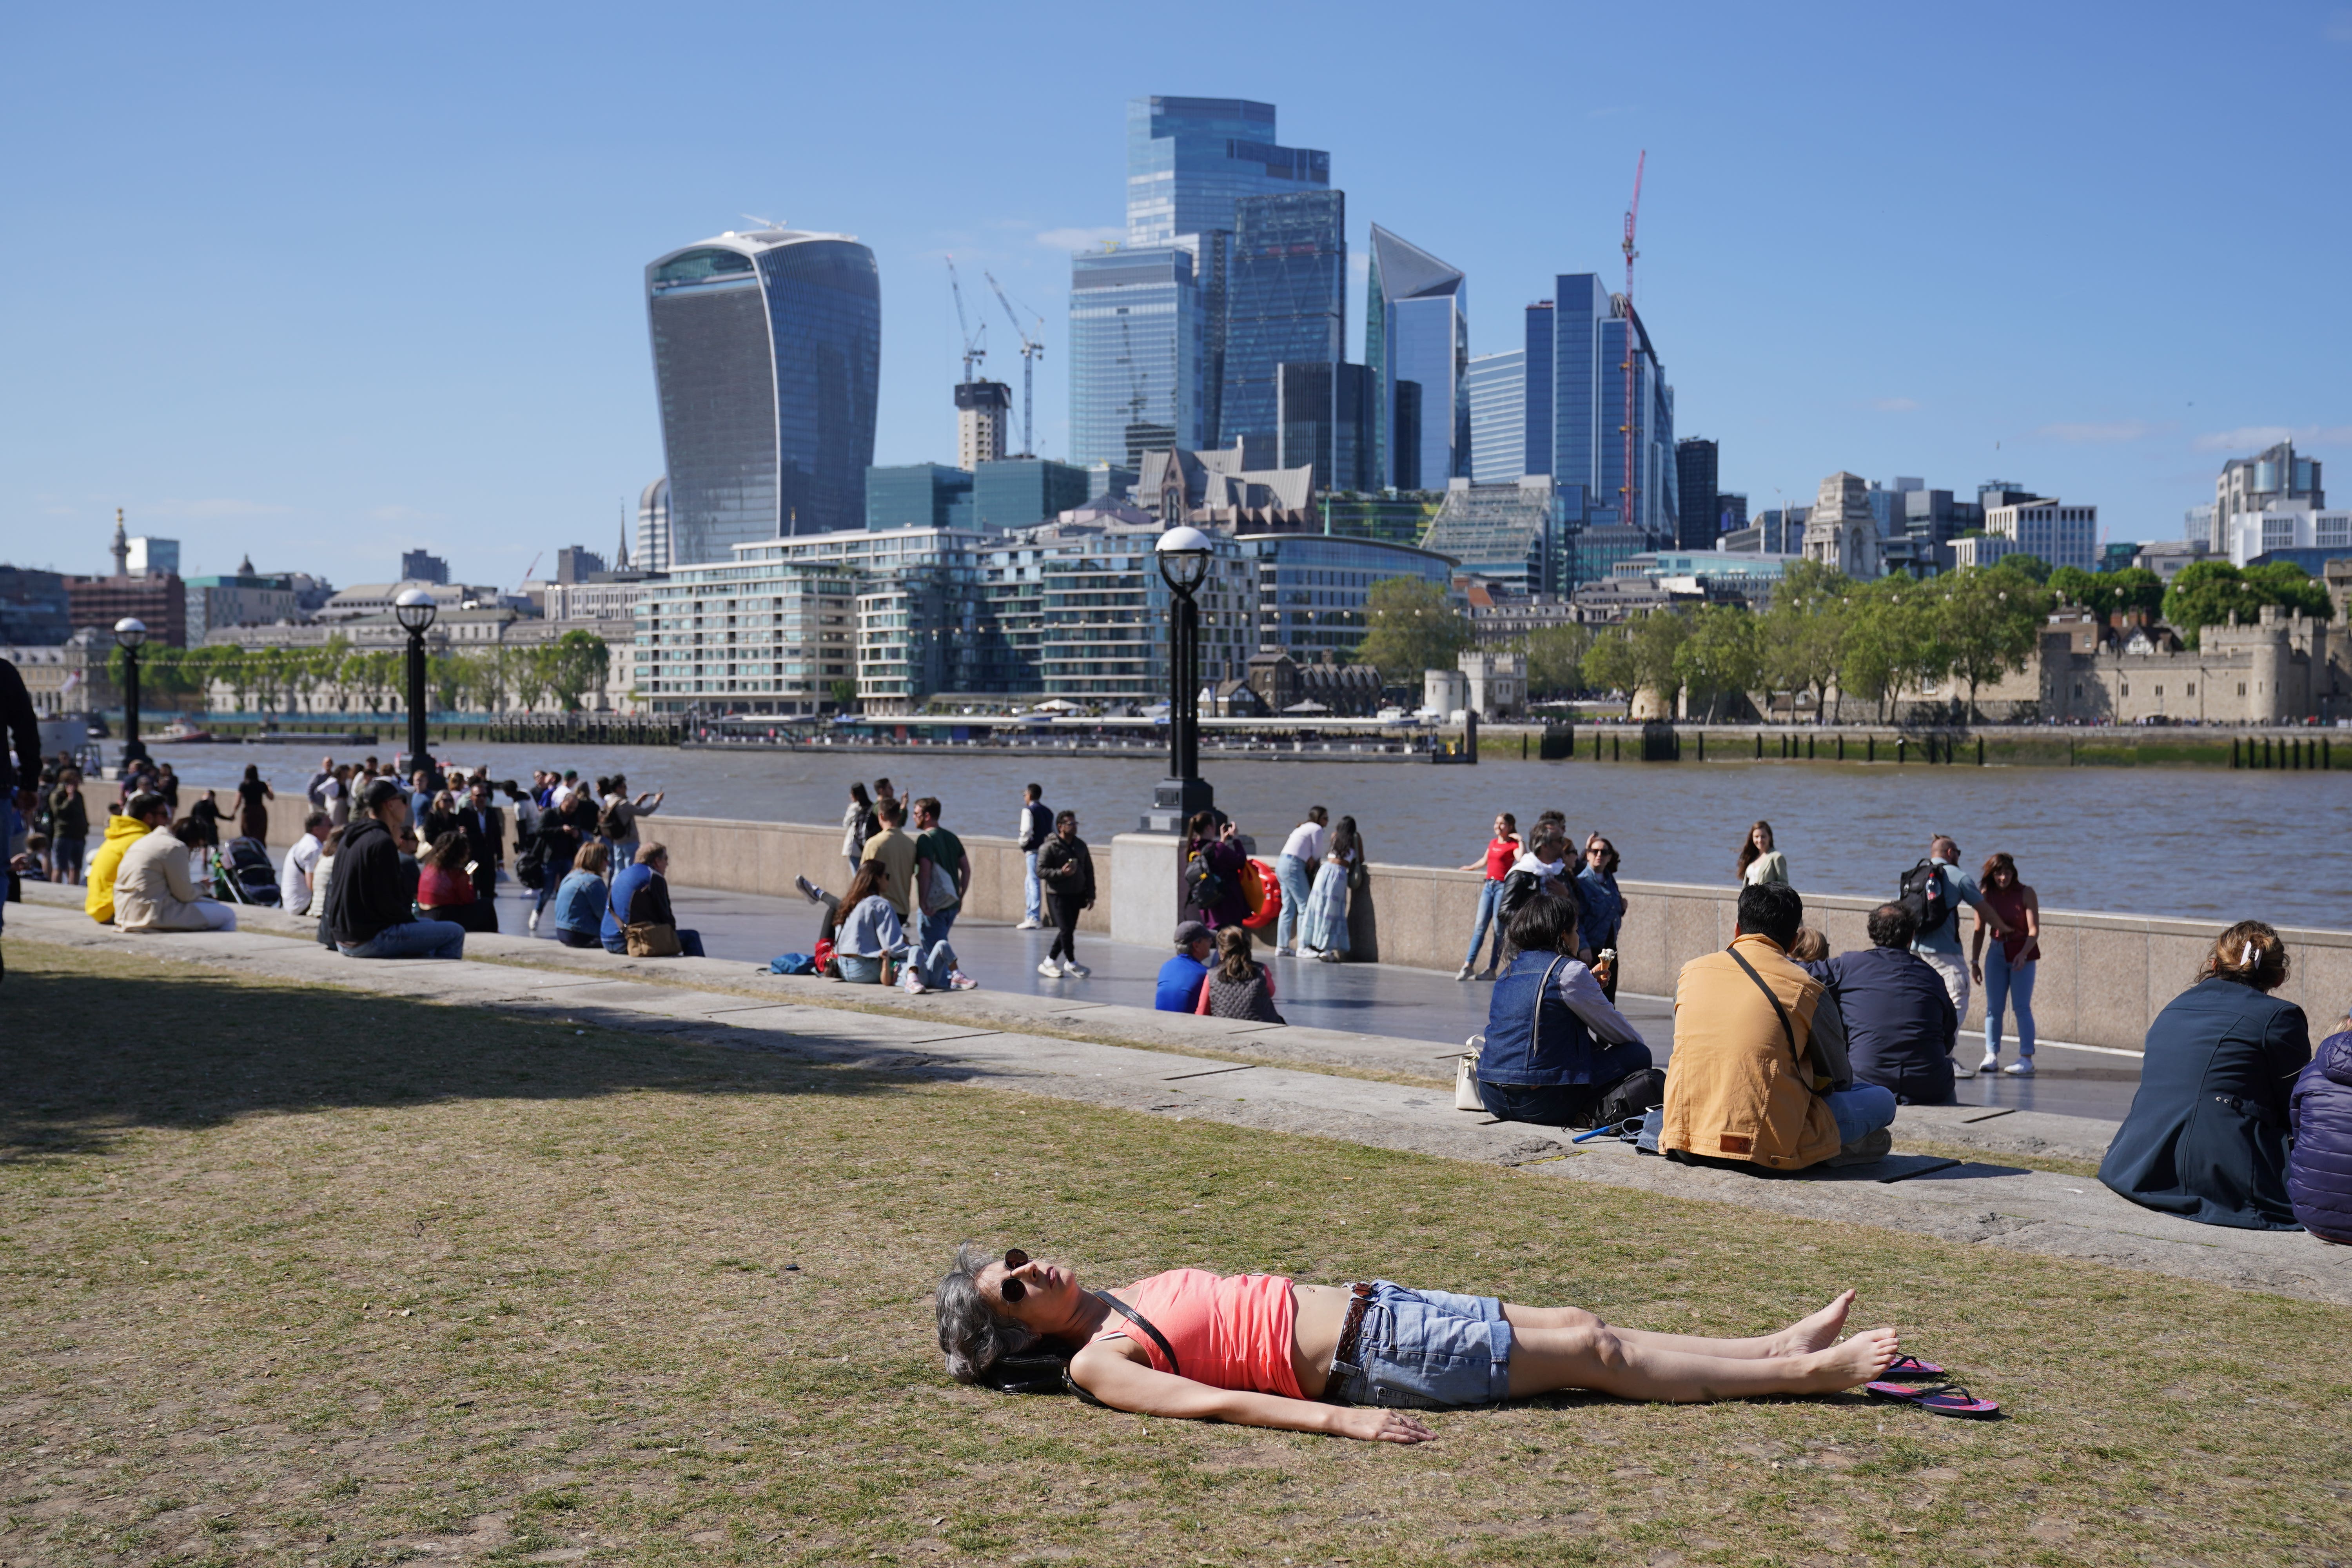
[1298,815,1359,963]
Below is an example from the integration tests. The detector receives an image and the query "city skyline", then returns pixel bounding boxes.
[5,2,2348,586]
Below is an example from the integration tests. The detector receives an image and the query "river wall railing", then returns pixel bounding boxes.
[258,795,2346,1052]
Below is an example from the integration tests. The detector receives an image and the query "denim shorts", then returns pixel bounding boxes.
[1325,1281,1515,1408]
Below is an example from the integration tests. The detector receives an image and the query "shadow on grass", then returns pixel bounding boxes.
[1,944,906,1161]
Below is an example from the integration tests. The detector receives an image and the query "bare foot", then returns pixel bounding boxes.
[1774,1289,1857,1355]
[1796,1327,1900,1393]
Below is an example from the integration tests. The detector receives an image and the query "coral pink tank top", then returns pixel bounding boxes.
[1090,1269,1302,1397]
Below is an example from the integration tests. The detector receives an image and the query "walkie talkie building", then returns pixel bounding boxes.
[645,227,880,563]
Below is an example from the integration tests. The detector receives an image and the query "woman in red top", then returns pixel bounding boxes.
[1455,812,1521,981]
[1969,851,2042,1077]
[417,830,495,933]
[937,1247,1900,1442]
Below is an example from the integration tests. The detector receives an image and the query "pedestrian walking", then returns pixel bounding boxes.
[1298,815,1359,963]
[1016,782,1051,930]
[842,782,875,879]
[1035,809,1094,978]
[1737,820,1788,887]
[306,756,335,809]
[1904,834,2007,1074]
[1969,851,2041,1077]
[912,795,969,948]
[1273,806,1327,956]
[526,795,583,934]
[234,764,274,841]
[1577,835,1627,1000]
[45,767,89,886]
[1455,811,1521,980]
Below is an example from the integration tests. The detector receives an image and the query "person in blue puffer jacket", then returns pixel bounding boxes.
[2289,1024,2352,1245]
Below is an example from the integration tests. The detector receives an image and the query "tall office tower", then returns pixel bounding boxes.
[644,226,880,564]
[400,549,449,585]
[1276,361,1377,493]
[1219,190,1345,454]
[1118,98,1329,462]
[125,537,181,578]
[1466,350,1526,483]
[1365,225,1468,490]
[956,380,1013,469]
[1674,438,1719,550]
[637,477,671,574]
[2213,441,2323,551]
[1069,245,1207,472]
[1521,274,1677,543]
[1718,492,1748,535]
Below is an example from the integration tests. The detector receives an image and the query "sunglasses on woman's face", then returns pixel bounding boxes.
[996,1249,1033,1302]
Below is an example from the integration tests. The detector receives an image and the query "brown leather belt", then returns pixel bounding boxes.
[1324,1282,1377,1401]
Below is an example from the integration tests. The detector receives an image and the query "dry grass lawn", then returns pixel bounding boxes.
[1,939,2346,1567]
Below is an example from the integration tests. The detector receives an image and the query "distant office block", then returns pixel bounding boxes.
[126,537,180,579]
[646,225,880,560]
[956,380,1012,470]
[1466,351,1525,484]
[1718,492,1749,536]
[2213,441,2323,553]
[1220,190,1345,454]
[867,465,976,532]
[974,458,1092,530]
[0,566,72,645]
[1366,226,1467,491]
[1125,96,1330,247]
[553,547,607,585]
[1069,245,1206,471]
[401,550,450,585]
[1276,361,1376,494]
[1675,439,1719,552]
[1523,274,1676,543]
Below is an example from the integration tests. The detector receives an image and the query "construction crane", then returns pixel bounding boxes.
[944,256,985,386]
[517,550,543,595]
[983,270,1045,459]
[1617,149,1646,537]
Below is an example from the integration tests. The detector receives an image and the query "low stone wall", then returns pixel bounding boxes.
[252,796,2341,1049]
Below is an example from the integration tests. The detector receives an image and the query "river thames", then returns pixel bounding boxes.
[143,740,2347,927]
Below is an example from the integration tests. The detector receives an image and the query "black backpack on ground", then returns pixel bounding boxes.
[1898,859,1952,937]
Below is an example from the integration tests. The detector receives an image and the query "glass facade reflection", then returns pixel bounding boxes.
[1124,97,1330,247]
[1220,191,1345,453]
[1068,246,1204,470]
[1276,362,1376,494]
[1466,350,1525,483]
[645,229,879,564]
[1240,532,1457,662]
[1525,274,1677,546]
[1365,225,1468,490]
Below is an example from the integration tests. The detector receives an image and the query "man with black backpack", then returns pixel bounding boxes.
[1900,835,2008,1076]
[1015,783,1051,931]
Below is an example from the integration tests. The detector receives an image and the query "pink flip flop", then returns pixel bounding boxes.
[1877,1355,1946,1380]
[1866,1381,2000,1419]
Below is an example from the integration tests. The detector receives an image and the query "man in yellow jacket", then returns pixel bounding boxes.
[86,792,171,925]
[1660,882,1898,1171]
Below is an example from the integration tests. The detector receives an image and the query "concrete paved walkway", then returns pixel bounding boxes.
[10,886,2340,1308]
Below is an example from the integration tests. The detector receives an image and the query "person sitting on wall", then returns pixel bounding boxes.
[1659,882,1897,1171]
[2290,1011,2352,1245]
[86,791,171,926]
[1476,895,1658,1129]
[112,815,239,933]
[322,779,466,961]
[1156,921,1216,1012]
[1807,903,1960,1106]
[2100,921,2310,1230]
[602,842,705,958]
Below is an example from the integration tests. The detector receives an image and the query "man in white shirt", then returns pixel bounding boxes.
[1015,783,1051,929]
[279,810,330,915]
[306,756,335,808]
[1273,806,1328,956]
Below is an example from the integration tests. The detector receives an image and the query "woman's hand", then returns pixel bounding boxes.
[1970,959,1983,984]
[1328,1408,1437,1444]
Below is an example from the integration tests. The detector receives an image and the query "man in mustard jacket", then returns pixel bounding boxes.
[86,792,170,925]
[1661,882,1897,1171]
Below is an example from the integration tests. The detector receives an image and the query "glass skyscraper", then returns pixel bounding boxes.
[1220,190,1345,454]
[1124,97,1330,247]
[645,227,880,564]
[1522,274,1676,544]
[1067,245,1205,471]
[1276,361,1376,493]
[1365,226,1468,492]
[1466,350,1526,483]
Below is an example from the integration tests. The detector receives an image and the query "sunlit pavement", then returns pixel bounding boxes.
[481,879,2140,1122]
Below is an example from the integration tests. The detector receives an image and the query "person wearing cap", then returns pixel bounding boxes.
[321,777,466,960]
[1155,921,1216,1013]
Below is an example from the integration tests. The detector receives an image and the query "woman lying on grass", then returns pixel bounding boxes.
[936,1247,1900,1443]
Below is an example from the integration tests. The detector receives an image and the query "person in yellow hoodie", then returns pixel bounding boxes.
[86,791,170,925]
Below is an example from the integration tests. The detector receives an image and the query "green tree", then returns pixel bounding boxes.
[1840,579,1944,723]
[2045,566,2106,615]
[2163,562,2262,648]
[1522,622,1593,698]
[2243,561,2333,621]
[828,678,858,711]
[1580,627,1640,717]
[1628,608,1693,717]
[1354,577,1473,680]
[428,651,472,712]
[2105,566,2166,621]
[1938,566,2051,722]
[1675,604,1764,721]
[1994,552,2051,585]
[1760,560,1849,722]
[548,630,610,711]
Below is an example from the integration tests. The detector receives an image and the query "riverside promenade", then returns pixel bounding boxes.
[9,882,2344,1308]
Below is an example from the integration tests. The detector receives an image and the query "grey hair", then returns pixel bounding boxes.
[935,1242,1038,1384]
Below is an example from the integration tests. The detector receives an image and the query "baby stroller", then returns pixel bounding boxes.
[216,836,283,906]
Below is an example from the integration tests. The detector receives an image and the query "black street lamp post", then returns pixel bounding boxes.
[1143,526,1216,832]
[394,588,437,778]
[112,617,149,764]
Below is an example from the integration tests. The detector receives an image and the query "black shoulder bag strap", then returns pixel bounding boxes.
[1724,944,1801,1066]
[1064,1290,1181,1406]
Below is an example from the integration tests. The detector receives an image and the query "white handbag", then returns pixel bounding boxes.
[1454,1034,1486,1111]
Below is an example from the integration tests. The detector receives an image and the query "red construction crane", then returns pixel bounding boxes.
[1618,150,1646,535]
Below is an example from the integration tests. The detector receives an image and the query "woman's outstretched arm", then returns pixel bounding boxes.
[1066,1342,1433,1444]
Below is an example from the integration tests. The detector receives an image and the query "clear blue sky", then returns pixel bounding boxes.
[6,1,2348,588]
